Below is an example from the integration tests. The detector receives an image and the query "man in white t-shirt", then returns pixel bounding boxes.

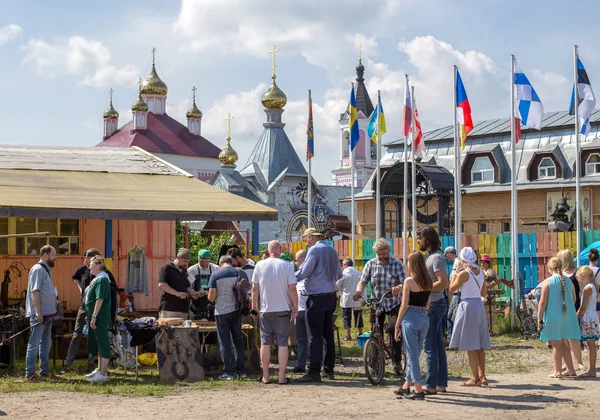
[251,241,298,384]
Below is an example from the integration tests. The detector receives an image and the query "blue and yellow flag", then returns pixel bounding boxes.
[306,90,314,161]
[367,93,386,144]
[349,85,360,151]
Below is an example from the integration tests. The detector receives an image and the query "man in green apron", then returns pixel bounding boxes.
[188,249,219,320]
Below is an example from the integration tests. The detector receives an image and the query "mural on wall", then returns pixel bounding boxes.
[546,190,592,231]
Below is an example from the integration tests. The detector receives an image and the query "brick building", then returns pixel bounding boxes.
[349,110,600,238]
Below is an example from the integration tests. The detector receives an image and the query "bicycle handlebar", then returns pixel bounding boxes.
[358,290,393,310]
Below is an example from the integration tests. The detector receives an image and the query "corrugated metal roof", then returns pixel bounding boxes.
[0,146,277,221]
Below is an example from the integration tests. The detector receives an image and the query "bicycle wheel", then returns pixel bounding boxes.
[363,338,385,385]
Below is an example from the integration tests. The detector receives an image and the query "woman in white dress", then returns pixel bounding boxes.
[576,266,600,378]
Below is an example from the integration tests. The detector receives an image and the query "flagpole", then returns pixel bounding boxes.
[411,86,417,250]
[510,54,519,326]
[403,74,409,262]
[574,45,582,266]
[351,146,355,260]
[453,65,462,250]
[307,89,313,230]
[375,90,382,240]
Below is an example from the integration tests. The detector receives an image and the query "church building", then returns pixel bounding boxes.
[96,49,222,181]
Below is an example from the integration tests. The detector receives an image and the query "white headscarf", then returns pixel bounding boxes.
[459,247,478,268]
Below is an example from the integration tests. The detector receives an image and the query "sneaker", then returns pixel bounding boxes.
[26,373,44,382]
[321,370,334,380]
[296,373,322,383]
[292,367,306,373]
[406,391,425,400]
[86,368,100,379]
[218,373,235,381]
[88,372,108,383]
[237,373,248,379]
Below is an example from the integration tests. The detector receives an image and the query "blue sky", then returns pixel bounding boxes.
[1,0,598,183]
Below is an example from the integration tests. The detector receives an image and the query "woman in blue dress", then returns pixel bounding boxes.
[538,257,581,379]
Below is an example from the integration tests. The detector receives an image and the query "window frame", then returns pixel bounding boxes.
[0,217,81,256]
[537,157,556,179]
[502,222,511,234]
[470,157,495,184]
[586,153,600,176]
[478,222,488,234]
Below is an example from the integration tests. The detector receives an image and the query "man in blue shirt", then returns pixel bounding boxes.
[207,255,248,380]
[25,245,58,381]
[295,228,343,383]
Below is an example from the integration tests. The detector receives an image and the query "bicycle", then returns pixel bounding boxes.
[359,291,407,385]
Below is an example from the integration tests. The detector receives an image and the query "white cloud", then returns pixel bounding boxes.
[21,36,139,87]
[173,0,405,71]
[529,69,571,112]
[0,24,23,45]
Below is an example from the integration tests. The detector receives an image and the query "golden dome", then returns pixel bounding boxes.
[103,101,119,119]
[131,93,148,112]
[186,100,202,119]
[219,138,238,165]
[141,64,168,96]
[261,75,287,109]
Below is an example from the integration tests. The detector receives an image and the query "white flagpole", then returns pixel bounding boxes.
[307,89,313,230]
[411,86,417,250]
[403,74,409,262]
[453,65,462,250]
[375,90,382,240]
[510,54,519,325]
[351,146,355,260]
[574,45,582,266]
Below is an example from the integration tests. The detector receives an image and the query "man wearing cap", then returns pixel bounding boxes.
[62,248,116,373]
[188,249,220,320]
[158,248,194,319]
[295,228,343,383]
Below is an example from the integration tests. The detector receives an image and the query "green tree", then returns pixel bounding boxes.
[175,222,245,265]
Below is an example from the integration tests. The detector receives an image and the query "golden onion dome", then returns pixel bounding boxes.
[103,101,119,119]
[186,100,202,119]
[141,64,168,96]
[219,138,238,165]
[261,75,287,109]
[131,93,148,112]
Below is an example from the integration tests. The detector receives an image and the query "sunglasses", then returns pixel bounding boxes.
[84,252,99,257]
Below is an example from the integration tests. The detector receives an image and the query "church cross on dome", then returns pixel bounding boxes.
[225,112,233,139]
[192,86,197,101]
[151,47,156,65]
[268,45,280,77]
[358,44,363,61]
[109,87,114,103]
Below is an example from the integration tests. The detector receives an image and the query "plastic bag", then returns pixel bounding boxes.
[138,352,158,366]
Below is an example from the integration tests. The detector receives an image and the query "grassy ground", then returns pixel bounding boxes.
[0,311,544,396]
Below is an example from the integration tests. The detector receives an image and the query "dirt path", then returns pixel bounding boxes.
[1,371,598,419]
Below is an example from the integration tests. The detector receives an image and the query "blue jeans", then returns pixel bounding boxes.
[215,311,246,376]
[424,299,448,388]
[447,294,460,341]
[402,307,429,384]
[25,317,52,377]
[295,310,309,370]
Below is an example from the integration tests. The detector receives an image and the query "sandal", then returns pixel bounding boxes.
[26,373,43,382]
[423,389,438,395]
[459,378,480,387]
[563,371,577,377]
[480,377,489,386]
[394,387,411,396]
[577,370,597,378]
[548,372,562,379]
[257,376,271,384]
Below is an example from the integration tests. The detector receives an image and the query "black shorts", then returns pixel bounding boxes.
[342,307,364,329]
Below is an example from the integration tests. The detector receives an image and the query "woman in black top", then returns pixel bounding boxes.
[393,251,432,400]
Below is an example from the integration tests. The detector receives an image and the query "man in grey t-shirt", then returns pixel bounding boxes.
[417,227,449,394]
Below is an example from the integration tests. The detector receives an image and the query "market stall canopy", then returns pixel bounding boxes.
[0,145,278,221]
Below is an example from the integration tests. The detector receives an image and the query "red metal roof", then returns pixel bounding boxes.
[96,113,221,158]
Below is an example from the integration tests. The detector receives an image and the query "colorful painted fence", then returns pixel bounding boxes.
[283,231,600,289]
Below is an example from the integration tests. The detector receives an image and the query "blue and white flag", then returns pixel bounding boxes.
[513,60,543,142]
[569,58,596,135]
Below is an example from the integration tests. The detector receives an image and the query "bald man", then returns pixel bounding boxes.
[251,241,298,384]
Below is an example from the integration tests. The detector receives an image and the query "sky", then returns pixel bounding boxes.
[1,0,599,184]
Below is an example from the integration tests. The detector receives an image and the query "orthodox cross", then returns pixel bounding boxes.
[268,45,280,76]
[358,44,363,61]
[225,113,233,139]
[138,78,142,92]
[109,87,114,103]
[151,47,156,65]
[192,86,197,101]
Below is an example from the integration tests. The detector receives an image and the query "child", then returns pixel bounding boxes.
[576,266,600,378]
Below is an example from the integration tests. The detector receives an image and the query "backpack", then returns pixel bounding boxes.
[233,268,252,316]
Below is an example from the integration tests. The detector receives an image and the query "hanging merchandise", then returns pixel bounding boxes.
[125,246,149,295]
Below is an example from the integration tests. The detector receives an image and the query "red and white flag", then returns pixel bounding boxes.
[413,105,425,159]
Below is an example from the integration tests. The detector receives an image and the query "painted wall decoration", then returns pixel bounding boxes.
[546,190,592,230]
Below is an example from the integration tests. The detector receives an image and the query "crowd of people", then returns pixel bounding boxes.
[21,228,600,393]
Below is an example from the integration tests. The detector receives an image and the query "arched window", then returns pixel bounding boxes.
[586,153,600,175]
[538,157,556,179]
[342,131,349,159]
[471,157,494,184]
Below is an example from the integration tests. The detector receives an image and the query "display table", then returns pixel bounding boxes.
[155,323,259,382]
